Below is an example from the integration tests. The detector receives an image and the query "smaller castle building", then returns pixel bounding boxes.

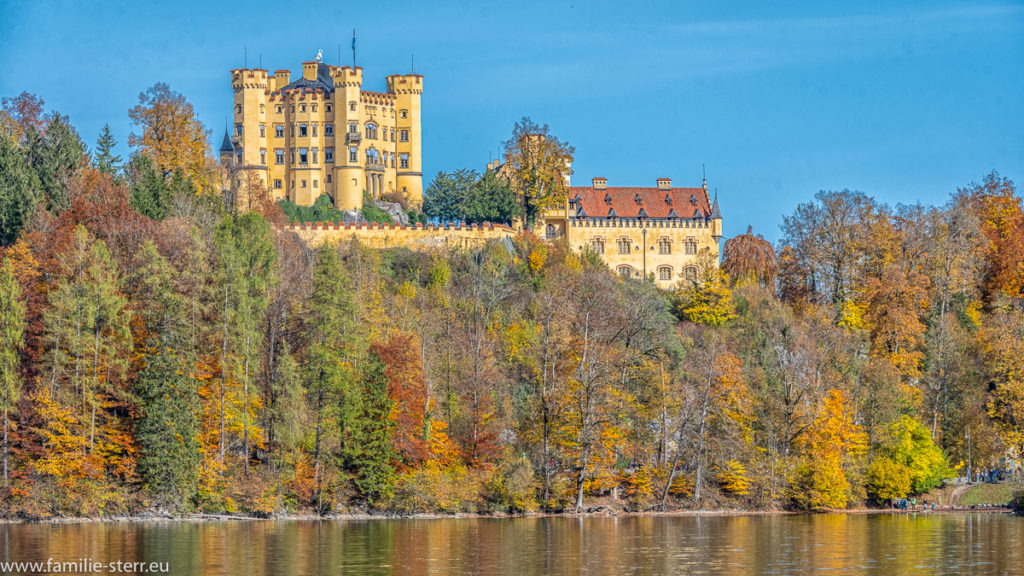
[221,58,423,212]
[540,177,722,289]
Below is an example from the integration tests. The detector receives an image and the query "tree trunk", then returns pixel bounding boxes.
[220,282,228,462]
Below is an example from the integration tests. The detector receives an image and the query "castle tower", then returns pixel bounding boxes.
[230,68,270,189]
[333,66,366,211]
[387,74,423,208]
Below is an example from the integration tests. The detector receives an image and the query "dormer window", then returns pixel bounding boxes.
[605,194,613,205]
[634,194,643,205]
[690,195,698,206]
[665,194,672,205]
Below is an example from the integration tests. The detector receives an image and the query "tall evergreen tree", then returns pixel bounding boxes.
[344,351,396,504]
[0,261,25,484]
[24,114,85,212]
[304,244,360,510]
[132,241,200,510]
[128,153,171,220]
[92,123,122,178]
[0,132,39,246]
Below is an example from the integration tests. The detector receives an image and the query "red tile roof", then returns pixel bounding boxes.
[568,185,712,219]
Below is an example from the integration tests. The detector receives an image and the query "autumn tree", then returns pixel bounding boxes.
[128,82,214,192]
[0,261,25,484]
[866,415,952,502]
[961,172,1024,301]
[0,92,46,143]
[501,117,574,227]
[673,248,737,326]
[722,225,777,290]
[791,389,868,509]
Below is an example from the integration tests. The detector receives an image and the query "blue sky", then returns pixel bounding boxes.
[1,1,1021,240]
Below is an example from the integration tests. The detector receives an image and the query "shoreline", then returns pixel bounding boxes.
[1,505,1014,525]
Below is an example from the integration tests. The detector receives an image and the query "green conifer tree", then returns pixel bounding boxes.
[92,123,122,178]
[0,261,25,484]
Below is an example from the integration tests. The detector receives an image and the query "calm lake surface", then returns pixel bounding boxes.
[0,513,1021,575]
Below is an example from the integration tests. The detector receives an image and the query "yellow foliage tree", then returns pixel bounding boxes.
[128,83,214,192]
[791,389,868,509]
[675,248,737,326]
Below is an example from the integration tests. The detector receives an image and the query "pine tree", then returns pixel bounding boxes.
[24,114,85,212]
[0,132,39,246]
[0,261,25,484]
[128,153,171,220]
[92,123,122,178]
[133,241,200,510]
[305,244,360,510]
[344,351,395,504]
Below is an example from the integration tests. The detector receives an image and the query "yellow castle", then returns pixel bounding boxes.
[221,57,423,211]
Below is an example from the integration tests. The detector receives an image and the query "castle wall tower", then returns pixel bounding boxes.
[333,66,366,211]
[230,69,270,189]
[387,74,424,208]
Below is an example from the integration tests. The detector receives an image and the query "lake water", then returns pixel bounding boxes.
[0,513,1021,575]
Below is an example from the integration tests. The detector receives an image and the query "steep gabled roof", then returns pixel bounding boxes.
[568,184,712,219]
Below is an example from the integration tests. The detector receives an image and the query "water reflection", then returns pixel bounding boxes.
[0,513,1020,575]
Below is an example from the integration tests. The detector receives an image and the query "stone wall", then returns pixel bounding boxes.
[289,221,515,250]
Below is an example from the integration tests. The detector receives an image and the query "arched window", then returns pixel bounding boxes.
[684,266,698,282]
[658,266,673,281]
[259,103,265,114]
[365,122,378,140]
[591,237,605,254]
[545,224,556,239]
[658,237,671,254]
[685,238,698,255]
[617,238,631,254]
[617,265,634,278]
[235,104,242,114]
[366,147,379,164]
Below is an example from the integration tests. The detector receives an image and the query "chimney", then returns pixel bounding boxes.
[274,69,290,88]
[657,177,672,191]
[302,61,318,81]
[592,177,607,190]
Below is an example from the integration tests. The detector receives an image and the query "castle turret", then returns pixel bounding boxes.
[387,73,424,208]
[333,66,366,211]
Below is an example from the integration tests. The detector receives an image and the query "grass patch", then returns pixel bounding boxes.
[959,483,1018,506]
[361,191,393,224]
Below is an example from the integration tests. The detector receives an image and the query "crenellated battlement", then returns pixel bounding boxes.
[289,221,514,250]
[386,74,423,95]
[231,68,269,90]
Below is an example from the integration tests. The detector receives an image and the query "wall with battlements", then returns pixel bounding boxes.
[289,221,515,250]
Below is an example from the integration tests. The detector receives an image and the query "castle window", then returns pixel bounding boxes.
[349,101,357,111]
[313,179,318,188]
[400,109,408,119]
[658,238,671,254]
[290,147,295,163]
[312,104,318,113]
[400,129,409,142]
[290,125,295,137]
[325,123,334,136]
[658,266,673,281]
[325,147,334,163]
[591,237,605,254]
[684,266,698,282]
[235,124,243,136]
[617,265,634,278]
[301,180,307,188]
[275,149,284,164]
[366,148,379,164]
[235,104,241,114]
[365,123,378,140]
[312,124,318,137]
[273,179,282,189]
[259,124,265,138]
[390,129,396,142]
[399,153,409,169]
[348,122,357,134]
[617,238,631,254]
[275,125,284,138]
[299,124,308,137]
[349,146,357,162]
[300,104,306,113]
[326,104,332,112]
[299,148,308,165]
[235,148,242,163]
[259,104,265,114]
[545,224,556,239]
[391,154,396,168]
[685,238,698,255]
[259,149,266,164]
[291,105,295,113]
[326,174,332,183]
[312,148,318,164]
[276,105,282,114]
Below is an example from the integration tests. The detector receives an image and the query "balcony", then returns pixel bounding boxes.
[345,132,362,144]
[365,162,386,172]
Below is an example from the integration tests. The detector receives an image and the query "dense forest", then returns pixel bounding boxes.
[0,87,1022,517]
